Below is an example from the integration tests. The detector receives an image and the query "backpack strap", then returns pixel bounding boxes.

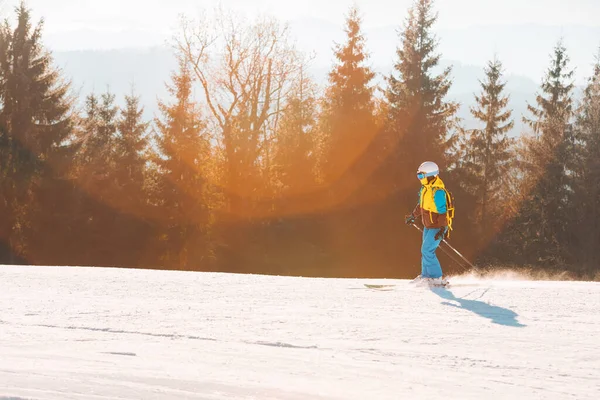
[445,189,455,237]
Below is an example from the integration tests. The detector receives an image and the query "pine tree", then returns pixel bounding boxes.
[0,2,75,263]
[573,52,600,272]
[116,90,150,209]
[274,68,318,197]
[458,57,514,238]
[320,5,377,191]
[385,0,458,175]
[308,5,381,275]
[78,91,119,195]
[523,42,574,143]
[73,90,122,264]
[154,58,213,269]
[365,0,459,276]
[500,40,575,265]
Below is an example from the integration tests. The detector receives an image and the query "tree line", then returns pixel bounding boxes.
[1,0,598,279]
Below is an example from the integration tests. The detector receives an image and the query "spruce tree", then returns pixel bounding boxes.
[0,2,75,263]
[320,5,377,190]
[501,40,575,265]
[274,68,318,197]
[460,57,514,237]
[368,0,459,276]
[75,90,122,264]
[116,90,150,209]
[154,58,213,269]
[385,0,457,175]
[311,5,379,275]
[573,52,600,271]
[78,91,119,195]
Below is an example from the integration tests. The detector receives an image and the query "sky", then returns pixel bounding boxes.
[5,0,600,39]
[2,0,599,84]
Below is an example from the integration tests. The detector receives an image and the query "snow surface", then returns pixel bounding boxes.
[1,265,599,399]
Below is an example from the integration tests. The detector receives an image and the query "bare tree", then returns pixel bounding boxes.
[175,8,305,216]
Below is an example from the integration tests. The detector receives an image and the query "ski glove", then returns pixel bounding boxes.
[434,227,448,241]
[405,214,416,225]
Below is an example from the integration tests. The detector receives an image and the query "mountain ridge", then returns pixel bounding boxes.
[51,46,538,137]
[49,20,597,137]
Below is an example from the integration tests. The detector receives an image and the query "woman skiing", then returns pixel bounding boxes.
[405,161,452,286]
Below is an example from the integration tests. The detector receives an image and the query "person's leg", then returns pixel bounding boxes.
[420,228,427,277]
[421,228,443,278]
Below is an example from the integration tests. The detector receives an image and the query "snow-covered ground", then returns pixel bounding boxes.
[1,265,599,400]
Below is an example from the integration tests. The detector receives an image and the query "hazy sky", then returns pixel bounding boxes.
[6,0,600,35]
[3,0,600,84]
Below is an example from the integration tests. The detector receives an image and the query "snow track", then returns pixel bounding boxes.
[1,266,599,399]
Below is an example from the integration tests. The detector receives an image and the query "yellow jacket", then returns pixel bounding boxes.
[413,177,449,229]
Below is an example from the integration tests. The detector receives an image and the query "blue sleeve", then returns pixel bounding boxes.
[434,189,447,214]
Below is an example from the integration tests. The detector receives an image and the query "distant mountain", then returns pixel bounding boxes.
[51,46,537,138]
[51,19,597,138]
[53,47,178,120]
[287,18,600,84]
[46,28,171,52]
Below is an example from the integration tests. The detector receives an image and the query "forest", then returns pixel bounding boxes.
[0,0,598,279]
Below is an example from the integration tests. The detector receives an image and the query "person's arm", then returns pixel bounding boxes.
[406,189,422,224]
[412,188,424,219]
[412,202,422,218]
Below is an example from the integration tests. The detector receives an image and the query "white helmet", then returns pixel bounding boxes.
[417,161,439,179]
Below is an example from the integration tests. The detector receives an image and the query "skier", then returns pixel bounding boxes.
[405,161,452,286]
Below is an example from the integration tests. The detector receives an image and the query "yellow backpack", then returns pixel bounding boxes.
[433,187,455,237]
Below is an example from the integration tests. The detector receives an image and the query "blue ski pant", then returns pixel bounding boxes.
[421,227,445,278]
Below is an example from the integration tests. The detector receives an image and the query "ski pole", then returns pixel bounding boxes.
[440,236,477,270]
[411,223,477,270]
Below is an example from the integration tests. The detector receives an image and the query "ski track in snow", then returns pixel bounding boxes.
[1,265,599,399]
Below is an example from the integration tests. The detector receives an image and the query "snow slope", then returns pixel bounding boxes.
[1,265,599,399]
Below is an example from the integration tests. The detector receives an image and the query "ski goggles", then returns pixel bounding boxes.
[417,170,438,180]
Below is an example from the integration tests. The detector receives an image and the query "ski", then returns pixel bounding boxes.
[410,278,450,288]
[364,280,450,290]
[364,284,396,289]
